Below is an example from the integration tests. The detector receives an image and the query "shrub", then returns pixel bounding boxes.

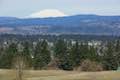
[47,58,59,70]
[80,59,103,72]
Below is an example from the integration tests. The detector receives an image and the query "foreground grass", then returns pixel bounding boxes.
[0,69,120,80]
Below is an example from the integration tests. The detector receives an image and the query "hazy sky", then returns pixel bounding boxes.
[0,0,120,17]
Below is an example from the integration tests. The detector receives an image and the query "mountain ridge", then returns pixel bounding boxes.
[0,15,120,36]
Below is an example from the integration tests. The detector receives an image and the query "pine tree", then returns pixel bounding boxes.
[88,46,98,61]
[22,41,32,68]
[115,40,120,68]
[33,40,51,69]
[79,42,89,60]
[70,41,81,67]
[103,42,118,70]
[0,43,18,68]
[115,40,120,52]
[54,39,73,70]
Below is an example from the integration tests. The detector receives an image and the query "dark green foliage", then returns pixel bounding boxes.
[54,39,73,70]
[79,42,89,60]
[54,39,67,58]
[0,43,18,68]
[33,40,51,69]
[103,42,118,70]
[114,40,120,68]
[115,40,120,52]
[88,46,99,61]
[70,41,81,66]
[70,41,98,67]
[22,41,32,67]
[0,38,120,71]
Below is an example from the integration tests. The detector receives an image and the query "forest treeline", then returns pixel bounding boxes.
[0,39,120,71]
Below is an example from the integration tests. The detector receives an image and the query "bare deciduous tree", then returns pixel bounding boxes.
[13,56,26,80]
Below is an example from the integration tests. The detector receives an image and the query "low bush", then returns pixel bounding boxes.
[80,59,103,71]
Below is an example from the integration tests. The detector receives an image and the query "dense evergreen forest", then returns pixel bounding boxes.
[0,34,120,71]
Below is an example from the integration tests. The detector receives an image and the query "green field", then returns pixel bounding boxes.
[0,69,120,80]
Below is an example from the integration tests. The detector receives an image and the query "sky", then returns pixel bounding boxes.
[0,0,120,18]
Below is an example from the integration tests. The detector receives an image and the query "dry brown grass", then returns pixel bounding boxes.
[0,69,120,80]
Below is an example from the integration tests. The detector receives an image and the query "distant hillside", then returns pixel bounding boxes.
[0,15,120,35]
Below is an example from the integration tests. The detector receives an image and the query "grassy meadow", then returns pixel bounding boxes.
[0,69,120,80]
